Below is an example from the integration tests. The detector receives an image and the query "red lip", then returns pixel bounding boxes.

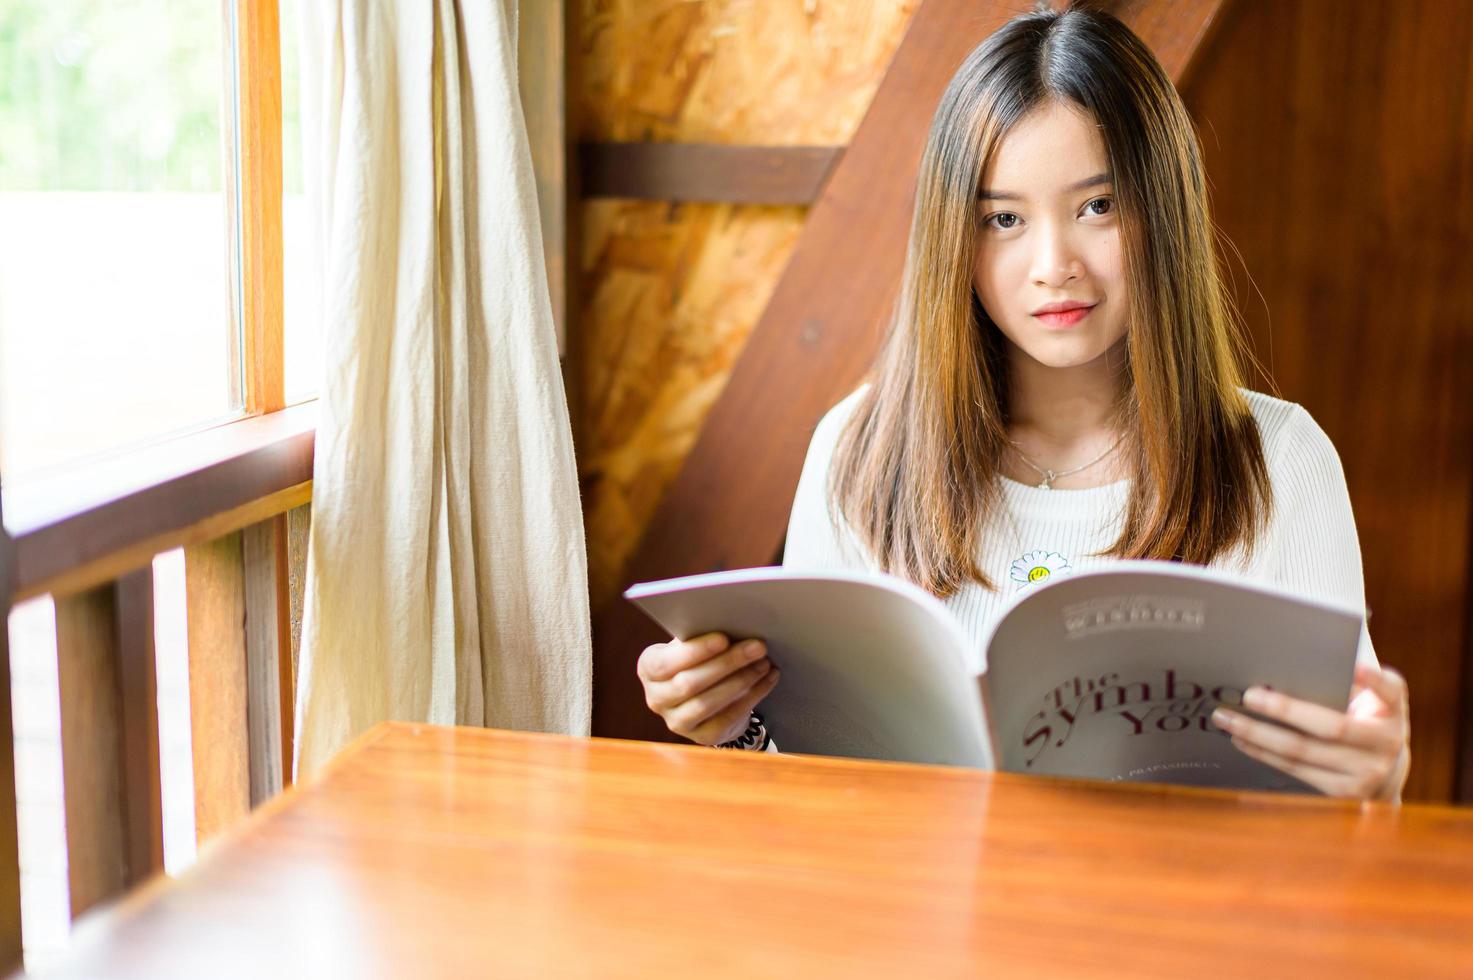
[1031,302,1096,329]
[1030,300,1097,315]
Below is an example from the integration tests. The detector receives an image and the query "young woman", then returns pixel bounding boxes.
[634,6,1411,800]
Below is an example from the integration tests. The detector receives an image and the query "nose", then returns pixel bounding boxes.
[1030,221,1085,288]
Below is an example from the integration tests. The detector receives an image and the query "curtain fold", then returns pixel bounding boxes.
[293,0,591,778]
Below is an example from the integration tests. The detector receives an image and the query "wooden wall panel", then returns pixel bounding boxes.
[575,0,918,607]
[578,1,920,145]
[1181,0,1473,802]
[578,199,806,604]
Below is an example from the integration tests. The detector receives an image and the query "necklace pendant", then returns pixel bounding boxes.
[1039,471,1055,490]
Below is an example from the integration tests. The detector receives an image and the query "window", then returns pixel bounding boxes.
[0,1,242,480]
[2,2,303,965]
[279,0,321,404]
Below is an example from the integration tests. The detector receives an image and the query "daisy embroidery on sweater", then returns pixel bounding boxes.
[1010,550,1073,587]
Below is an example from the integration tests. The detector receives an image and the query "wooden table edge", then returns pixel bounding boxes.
[52,720,1461,965]
[349,722,1441,816]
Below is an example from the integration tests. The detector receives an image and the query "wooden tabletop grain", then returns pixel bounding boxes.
[42,723,1473,978]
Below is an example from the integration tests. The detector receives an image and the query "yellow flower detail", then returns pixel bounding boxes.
[1010,550,1073,587]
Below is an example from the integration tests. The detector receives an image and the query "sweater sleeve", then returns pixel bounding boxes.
[1267,404,1378,667]
[781,388,876,572]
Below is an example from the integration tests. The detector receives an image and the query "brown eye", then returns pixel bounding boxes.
[988,212,1020,230]
[1084,197,1113,216]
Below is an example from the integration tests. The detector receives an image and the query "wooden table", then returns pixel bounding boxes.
[42,723,1473,978]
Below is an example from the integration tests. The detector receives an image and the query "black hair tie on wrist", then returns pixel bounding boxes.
[717,711,769,751]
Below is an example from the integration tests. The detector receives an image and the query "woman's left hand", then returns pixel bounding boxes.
[1211,662,1410,801]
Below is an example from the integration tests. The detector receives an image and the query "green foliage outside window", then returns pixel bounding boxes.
[0,1,224,192]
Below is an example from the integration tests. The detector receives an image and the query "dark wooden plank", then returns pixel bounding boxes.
[578,142,845,205]
[0,489,22,970]
[591,0,1229,740]
[55,575,164,919]
[114,568,165,885]
[7,404,314,602]
[242,516,292,804]
[55,587,127,919]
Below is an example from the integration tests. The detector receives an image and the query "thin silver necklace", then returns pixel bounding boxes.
[1009,434,1123,490]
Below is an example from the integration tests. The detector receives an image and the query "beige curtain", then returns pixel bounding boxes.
[292,0,591,777]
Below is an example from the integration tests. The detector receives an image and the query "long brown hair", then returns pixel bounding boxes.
[828,4,1271,596]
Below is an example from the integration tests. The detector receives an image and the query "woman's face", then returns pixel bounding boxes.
[972,100,1128,369]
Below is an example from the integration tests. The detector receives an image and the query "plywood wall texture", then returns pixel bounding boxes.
[575,1,919,607]
[1182,0,1473,803]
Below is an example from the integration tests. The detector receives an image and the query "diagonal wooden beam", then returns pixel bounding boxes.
[1105,0,1230,87]
[591,0,1232,740]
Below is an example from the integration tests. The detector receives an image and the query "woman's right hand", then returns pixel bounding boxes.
[637,632,781,745]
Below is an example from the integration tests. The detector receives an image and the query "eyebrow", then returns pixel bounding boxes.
[978,172,1113,201]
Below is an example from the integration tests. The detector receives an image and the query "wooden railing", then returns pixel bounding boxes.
[0,407,315,970]
[0,1,576,968]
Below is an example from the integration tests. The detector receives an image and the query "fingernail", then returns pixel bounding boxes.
[1211,708,1233,731]
[1243,687,1268,710]
[706,634,727,654]
[753,658,771,676]
[743,640,765,660]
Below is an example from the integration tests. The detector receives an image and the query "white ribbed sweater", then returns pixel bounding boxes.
[781,386,1376,674]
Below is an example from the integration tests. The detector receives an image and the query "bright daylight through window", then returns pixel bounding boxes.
[0,2,240,480]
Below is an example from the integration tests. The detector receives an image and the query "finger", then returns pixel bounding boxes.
[1239,687,1386,750]
[1229,735,1367,798]
[637,632,729,683]
[1347,686,1385,720]
[666,659,774,736]
[1354,663,1409,716]
[1212,706,1375,774]
[647,639,768,712]
[690,667,781,746]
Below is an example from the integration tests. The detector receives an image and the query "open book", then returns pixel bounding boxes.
[626,561,1363,792]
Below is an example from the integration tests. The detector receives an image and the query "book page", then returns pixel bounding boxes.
[982,563,1362,792]
[627,568,991,768]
